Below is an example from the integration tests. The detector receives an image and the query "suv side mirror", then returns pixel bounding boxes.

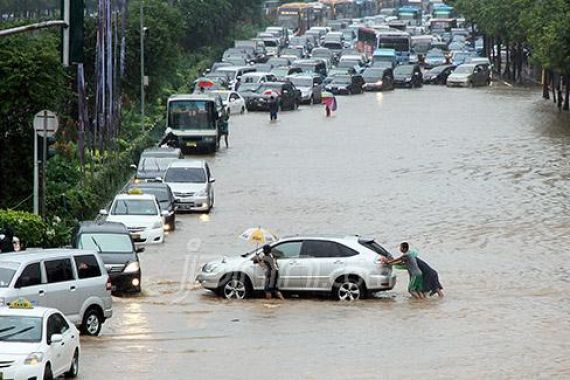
[130,164,137,170]
[209,177,216,183]
[50,334,63,345]
[99,209,108,216]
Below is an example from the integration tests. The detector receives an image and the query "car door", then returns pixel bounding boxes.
[46,313,67,375]
[271,241,306,290]
[72,254,103,321]
[13,262,47,307]
[44,258,80,319]
[300,240,351,290]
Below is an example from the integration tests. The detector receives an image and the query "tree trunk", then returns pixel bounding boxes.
[551,71,557,103]
[504,39,511,79]
[562,74,570,111]
[496,38,502,78]
[542,69,550,99]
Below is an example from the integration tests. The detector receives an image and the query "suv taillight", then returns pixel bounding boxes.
[106,276,112,292]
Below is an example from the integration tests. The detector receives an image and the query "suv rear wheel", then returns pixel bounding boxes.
[334,276,364,301]
[81,307,103,336]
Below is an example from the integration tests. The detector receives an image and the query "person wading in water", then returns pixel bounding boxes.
[259,244,284,300]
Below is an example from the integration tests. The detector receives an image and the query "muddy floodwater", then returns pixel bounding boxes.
[81,85,570,379]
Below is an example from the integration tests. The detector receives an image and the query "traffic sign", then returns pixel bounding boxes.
[33,110,59,137]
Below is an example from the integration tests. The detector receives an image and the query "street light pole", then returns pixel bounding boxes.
[140,0,145,133]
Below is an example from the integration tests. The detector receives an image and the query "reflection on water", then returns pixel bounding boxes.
[80,85,570,379]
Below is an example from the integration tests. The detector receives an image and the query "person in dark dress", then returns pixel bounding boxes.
[0,227,15,253]
[416,257,444,297]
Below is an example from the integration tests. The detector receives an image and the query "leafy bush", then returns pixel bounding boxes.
[0,210,47,248]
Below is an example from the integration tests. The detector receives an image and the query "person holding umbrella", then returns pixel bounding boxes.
[321,91,337,117]
[259,244,284,300]
[267,93,279,121]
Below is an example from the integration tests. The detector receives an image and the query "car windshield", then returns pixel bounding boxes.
[0,266,17,288]
[0,316,42,343]
[272,68,288,77]
[454,65,474,74]
[338,61,357,69]
[135,187,170,203]
[363,68,384,79]
[289,77,313,87]
[111,199,158,216]
[138,157,176,172]
[79,233,133,253]
[395,65,414,75]
[263,40,278,47]
[428,66,448,74]
[239,83,263,92]
[165,167,206,183]
[332,76,351,84]
[323,42,342,50]
[427,50,444,58]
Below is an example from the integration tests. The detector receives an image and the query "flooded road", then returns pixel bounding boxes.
[81,85,570,379]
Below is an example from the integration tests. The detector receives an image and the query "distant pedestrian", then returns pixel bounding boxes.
[269,96,279,121]
[383,242,424,299]
[218,110,230,148]
[259,244,284,300]
[0,227,15,253]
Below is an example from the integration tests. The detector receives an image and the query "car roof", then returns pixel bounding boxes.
[0,306,54,318]
[167,159,206,169]
[168,94,217,102]
[0,249,99,264]
[78,221,129,234]
[279,235,366,243]
[127,181,171,190]
[113,193,156,201]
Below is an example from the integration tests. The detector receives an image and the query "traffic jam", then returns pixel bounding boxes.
[0,1,480,378]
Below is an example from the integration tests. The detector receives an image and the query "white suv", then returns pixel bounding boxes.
[196,236,396,301]
[101,193,166,245]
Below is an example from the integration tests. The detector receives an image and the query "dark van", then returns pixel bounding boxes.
[73,221,142,294]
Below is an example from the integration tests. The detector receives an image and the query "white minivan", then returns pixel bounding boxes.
[164,159,215,213]
[0,249,113,336]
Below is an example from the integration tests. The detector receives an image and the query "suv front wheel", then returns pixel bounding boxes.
[81,307,103,336]
[219,273,251,300]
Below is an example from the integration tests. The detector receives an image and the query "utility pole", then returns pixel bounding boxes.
[140,0,145,132]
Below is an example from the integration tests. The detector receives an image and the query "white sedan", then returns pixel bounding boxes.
[212,90,246,115]
[0,302,80,380]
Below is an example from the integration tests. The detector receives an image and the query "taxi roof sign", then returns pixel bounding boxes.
[9,298,34,310]
[127,188,144,195]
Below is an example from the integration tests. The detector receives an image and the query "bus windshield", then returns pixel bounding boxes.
[168,100,214,130]
[379,37,410,52]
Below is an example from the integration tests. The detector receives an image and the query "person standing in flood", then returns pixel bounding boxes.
[268,96,279,121]
[416,256,444,297]
[383,242,424,299]
[260,244,284,300]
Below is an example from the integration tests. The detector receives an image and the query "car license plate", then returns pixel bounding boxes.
[186,142,197,147]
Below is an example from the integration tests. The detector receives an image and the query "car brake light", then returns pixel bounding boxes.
[106,276,112,291]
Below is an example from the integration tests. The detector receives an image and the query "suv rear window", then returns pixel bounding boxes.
[301,240,358,258]
[359,239,392,258]
[45,259,75,283]
[74,255,102,279]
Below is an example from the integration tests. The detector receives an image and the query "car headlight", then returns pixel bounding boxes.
[152,221,162,229]
[24,352,43,366]
[376,80,383,86]
[204,136,215,142]
[405,78,411,82]
[0,297,5,306]
[202,263,221,273]
[196,189,208,197]
[124,261,140,274]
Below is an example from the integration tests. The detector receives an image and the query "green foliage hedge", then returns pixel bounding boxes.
[0,210,47,248]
